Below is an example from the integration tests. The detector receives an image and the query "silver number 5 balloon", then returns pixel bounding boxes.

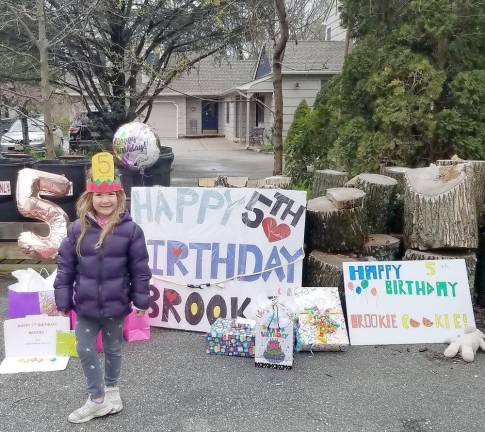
[16,168,70,260]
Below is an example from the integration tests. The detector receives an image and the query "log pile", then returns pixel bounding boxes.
[380,166,410,233]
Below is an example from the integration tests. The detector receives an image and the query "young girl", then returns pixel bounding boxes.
[54,153,151,424]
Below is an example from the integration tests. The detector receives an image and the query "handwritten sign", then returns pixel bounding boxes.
[0,181,11,195]
[131,187,306,332]
[343,260,475,345]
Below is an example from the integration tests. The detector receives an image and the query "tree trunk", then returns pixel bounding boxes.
[362,234,401,261]
[306,195,367,252]
[37,0,55,159]
[272,0,289,175]
[380,166,411,233]
[312,169,349,198]
[403,164,478,250]
[345,173,397,234]
[20,114,30,147]
[404,248,477,300]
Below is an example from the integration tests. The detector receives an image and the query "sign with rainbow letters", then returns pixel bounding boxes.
[132,186,306,332]
[343,260,475,345]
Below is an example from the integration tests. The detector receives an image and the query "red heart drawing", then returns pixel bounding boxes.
[172,247,183,257]
[165,290,177,303]
[261,217,291,242]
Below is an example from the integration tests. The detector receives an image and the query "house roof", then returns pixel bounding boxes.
[264,40,346,76]
[161,57,256,97]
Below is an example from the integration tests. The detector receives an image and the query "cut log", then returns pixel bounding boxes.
[362,234,401,261]
[312,169,349,198]
[379,167,410,234]
[263,176,292,189]
[345,173,398,234]
[436,159,485,206]
[404,164,478,250]
[404,248,478,299]
[306,196,367,252]
[326,187,365,210]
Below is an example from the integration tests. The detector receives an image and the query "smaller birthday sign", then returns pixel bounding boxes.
[343,259,475,345]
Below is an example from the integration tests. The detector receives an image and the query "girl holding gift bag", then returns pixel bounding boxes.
[54,152,151,424]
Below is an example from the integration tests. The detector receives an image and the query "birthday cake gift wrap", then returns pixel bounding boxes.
[255,301,294,370]
[294,287,349,352]
[206,318,255,357]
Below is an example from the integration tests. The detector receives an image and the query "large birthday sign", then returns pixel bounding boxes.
[131,187,306,332]
[343,260,475,345]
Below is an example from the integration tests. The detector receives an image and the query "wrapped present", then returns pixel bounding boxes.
[255,301,294,370]
[206,318,255,357]
[294,287,349,352]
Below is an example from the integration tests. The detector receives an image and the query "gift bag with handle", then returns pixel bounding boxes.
[255,300,294,370]
[123,310,150,342]
[7,268,58,319]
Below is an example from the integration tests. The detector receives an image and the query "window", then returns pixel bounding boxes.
[226,102,230,123]
[256,95,265,126]
[326,27,332,41]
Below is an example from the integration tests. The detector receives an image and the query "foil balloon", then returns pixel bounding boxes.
[113,122,160,171]
[16,168,70,260]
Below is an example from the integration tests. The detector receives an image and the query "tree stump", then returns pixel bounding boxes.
[345,173,398,234]
[312,169,349,198]
[263,176,292,189]
[404,164,478,250]
[436,159,485,206]
[306,196,367,252]
[326,187,365,209]
[404,248,478,299]
[380,167,410,233]
[362,234,401,261]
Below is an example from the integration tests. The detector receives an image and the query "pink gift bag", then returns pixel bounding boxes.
[70,310,103,353]
[123,311,150,342]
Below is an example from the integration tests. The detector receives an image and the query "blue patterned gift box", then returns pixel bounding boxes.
[206,318,256,357]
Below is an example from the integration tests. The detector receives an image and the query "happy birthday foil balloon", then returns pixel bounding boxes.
[113,121,160,171]
[16,168,70,260]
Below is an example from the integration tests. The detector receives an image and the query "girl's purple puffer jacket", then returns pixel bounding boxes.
[54,212,151,319]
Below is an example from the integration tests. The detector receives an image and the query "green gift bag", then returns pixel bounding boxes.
[56,330,78,357]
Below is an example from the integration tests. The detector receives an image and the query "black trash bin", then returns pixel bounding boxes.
[0,157,34,221]
[33,159,90,221]
[117,146,174,198]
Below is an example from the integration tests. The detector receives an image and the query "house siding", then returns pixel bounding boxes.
[281,75,331,140]
[325,0,346,41]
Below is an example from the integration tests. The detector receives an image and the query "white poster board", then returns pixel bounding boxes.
[132,186,306,332]
[343,260,475,345]
[0,315,70,374]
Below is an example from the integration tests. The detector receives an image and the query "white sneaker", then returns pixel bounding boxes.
[68,397,113,423]
[105,386,123,414]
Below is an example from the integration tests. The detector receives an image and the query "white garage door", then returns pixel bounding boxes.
[147,102,178,138]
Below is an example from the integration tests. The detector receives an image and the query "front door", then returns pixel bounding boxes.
[202,101,218,131]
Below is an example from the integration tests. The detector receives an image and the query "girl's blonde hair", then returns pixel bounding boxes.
[75,190,127,256]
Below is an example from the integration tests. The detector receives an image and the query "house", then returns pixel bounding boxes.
[323,0,346,41]
[154,41,346,145]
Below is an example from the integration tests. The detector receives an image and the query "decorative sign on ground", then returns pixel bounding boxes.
[343,260,475,345]
[132,186,306,332]
[0,315,70,374]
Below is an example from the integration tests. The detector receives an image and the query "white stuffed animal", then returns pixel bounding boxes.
[444,327,485,362]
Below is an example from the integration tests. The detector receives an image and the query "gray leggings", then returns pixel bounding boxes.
[75,316,124,399]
